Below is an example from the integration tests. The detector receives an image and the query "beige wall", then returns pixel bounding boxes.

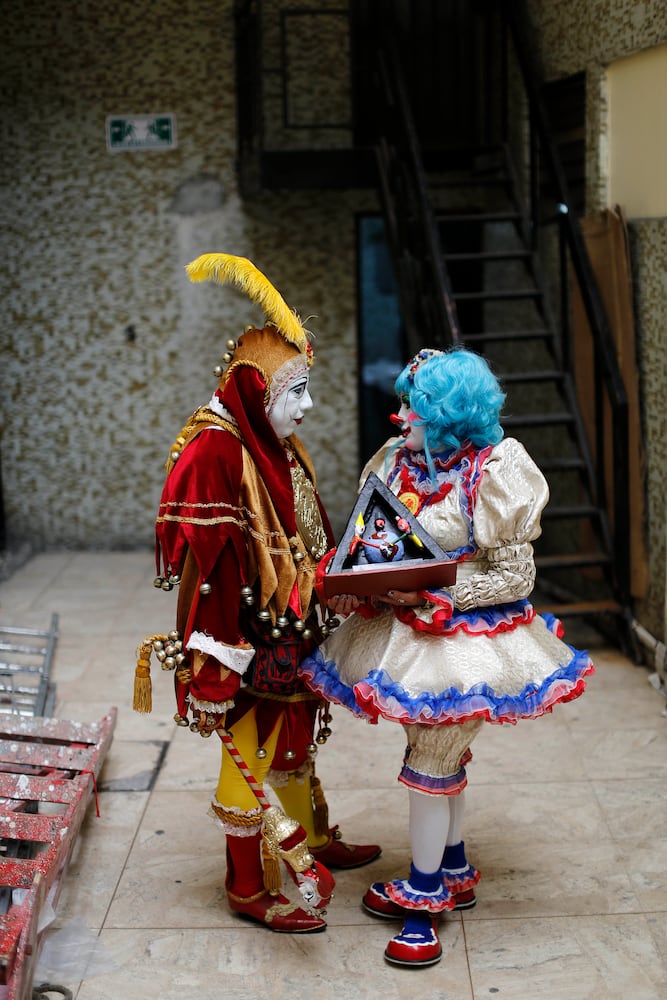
[607,43,667,217]
[0,0,367,557]
[525,0,667,640]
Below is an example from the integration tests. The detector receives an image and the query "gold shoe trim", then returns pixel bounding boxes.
[227,888,267,904]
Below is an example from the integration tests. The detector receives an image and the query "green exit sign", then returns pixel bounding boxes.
[106,114,177,152]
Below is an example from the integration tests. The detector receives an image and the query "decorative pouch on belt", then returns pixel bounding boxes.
[246,640,302,694]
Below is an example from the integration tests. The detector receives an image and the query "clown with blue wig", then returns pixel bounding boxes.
[300,346,594,967]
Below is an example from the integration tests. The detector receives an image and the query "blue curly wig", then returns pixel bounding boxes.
[394,347,505,473]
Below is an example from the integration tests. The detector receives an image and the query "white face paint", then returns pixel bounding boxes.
[397,397,425,451]
[268,375,313,439]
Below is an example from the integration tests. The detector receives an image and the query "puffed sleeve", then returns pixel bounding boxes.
[451,438,549,610]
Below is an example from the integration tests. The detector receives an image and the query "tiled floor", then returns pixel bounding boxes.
[1,551,667,999]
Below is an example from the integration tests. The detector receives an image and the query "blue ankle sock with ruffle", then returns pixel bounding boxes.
[408,863,442,893]
[442,841,467,870]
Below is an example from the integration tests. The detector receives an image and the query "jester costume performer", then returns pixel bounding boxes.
[135,254,380,934]
[300,347,594,964]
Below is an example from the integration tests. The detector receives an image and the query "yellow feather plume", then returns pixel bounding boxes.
[185,253,307,351]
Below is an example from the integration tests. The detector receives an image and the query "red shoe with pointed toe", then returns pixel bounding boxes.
[225,830,326,932]
[311,825,381,869]
[228,889,327,933]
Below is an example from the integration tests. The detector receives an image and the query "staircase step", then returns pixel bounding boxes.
[533,599,622,617]
[431,175,508,190]
[462,329,552,343]
[471,148,507,173]
[438,211,522,225]
[536,456,586,472]
[541,504,600,520]
[454,288,541,302]
[501,412,575,428]
[500,370,565,384]
[536,552,610,569]
[444,250,531,262]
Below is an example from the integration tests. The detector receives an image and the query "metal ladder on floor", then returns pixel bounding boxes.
[0,614,117,1000]
[0,615,59,718]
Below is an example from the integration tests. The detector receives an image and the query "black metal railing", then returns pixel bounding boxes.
[502,2,630,608]
[368,6,630,614]
[373,36,462,355]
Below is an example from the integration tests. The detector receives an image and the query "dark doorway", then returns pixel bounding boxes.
[357,215,405,464]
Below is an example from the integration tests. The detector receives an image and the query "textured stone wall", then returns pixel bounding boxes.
[524,0,667,638]
[0,0,368,556]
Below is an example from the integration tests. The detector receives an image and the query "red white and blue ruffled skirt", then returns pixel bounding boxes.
[299,600,593,727]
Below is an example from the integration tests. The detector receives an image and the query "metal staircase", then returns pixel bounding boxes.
[370,15,633,647]
[230,0,635,650]
[432,148,622,622]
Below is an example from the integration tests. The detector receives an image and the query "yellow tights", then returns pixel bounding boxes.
[215,707,328,849]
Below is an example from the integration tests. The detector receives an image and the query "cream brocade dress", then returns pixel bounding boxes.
[299,437,594,789]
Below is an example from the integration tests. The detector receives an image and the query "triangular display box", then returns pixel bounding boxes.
[322,472,457,598]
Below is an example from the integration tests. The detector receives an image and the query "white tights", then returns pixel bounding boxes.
[408,787,466,875]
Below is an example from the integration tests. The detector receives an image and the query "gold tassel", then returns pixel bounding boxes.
[133,640,155,714]
[185,253,307,351]
[311,775,329,839]
[261,828,283,894]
